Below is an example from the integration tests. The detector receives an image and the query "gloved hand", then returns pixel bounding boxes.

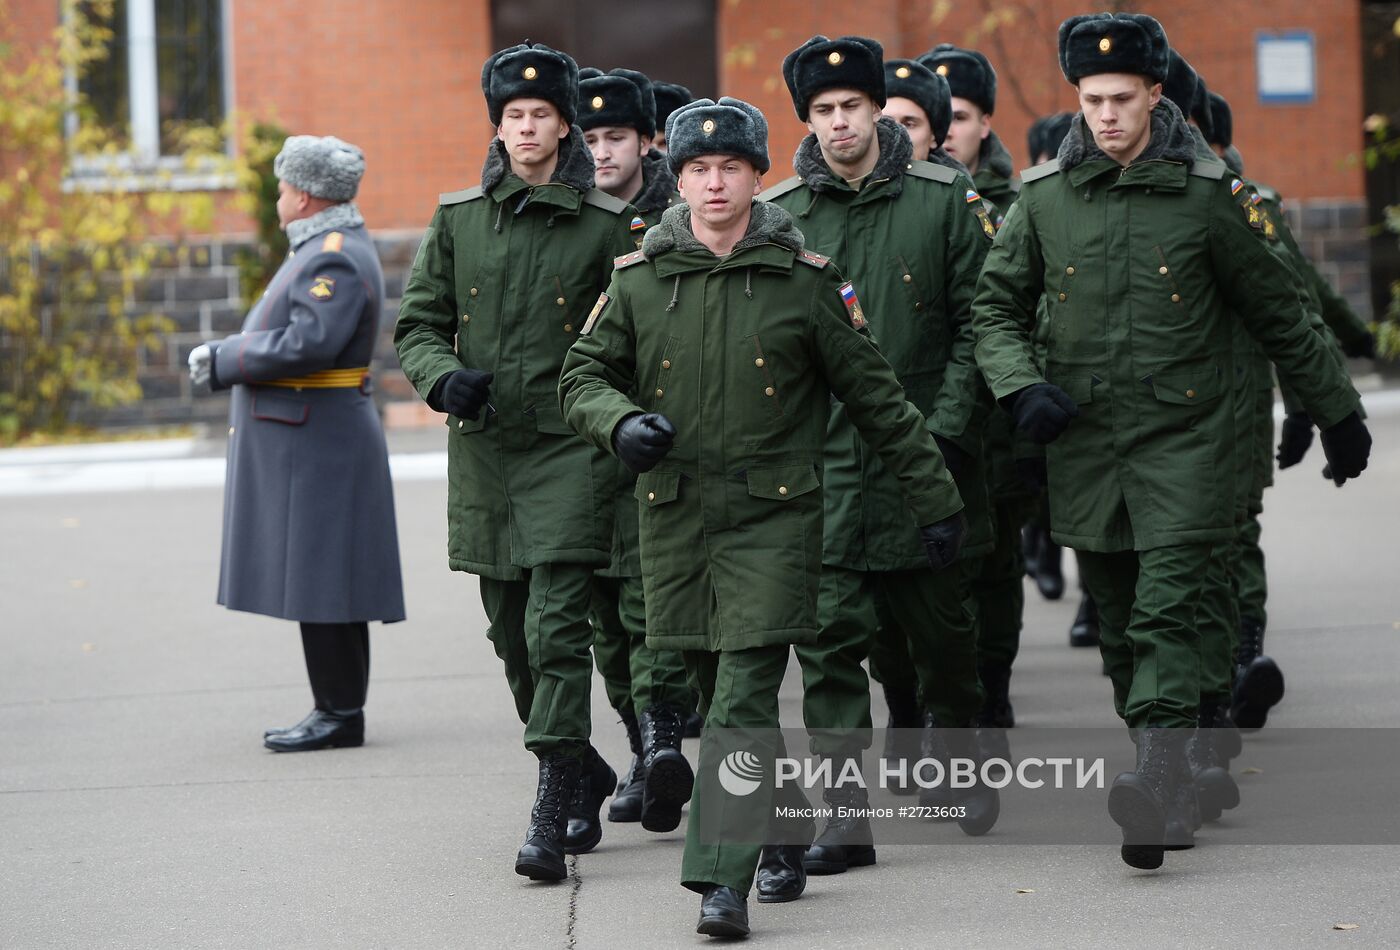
[613,412,676,474]
[1010,382,1079,445]
[187,344,213,393]
[1275,412,1314,469]
[1015,456,1048,494]
[441,368,494,420]
[1318,411,1371,486]
[919,511,968,572]
[1343,332,1376,360]
[933,434,972,482]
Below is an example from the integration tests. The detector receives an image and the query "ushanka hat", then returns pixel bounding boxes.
[482,41,579,126]
[1027,112,1075,162]
[884,59,952,146]
[665,97,769,174]
[273,135,365,201]
[782,35,886,121]
[918,44,996,115]
[1162,49,1215,141]
[578,67,657,137]
[1206,91,1232,149]
[652,81,695,134]
[1058,13,1170,85]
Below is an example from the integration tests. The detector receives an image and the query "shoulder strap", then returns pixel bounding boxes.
[583,189,630,214]
[796,248,830,269]
[439,186,483,205]
[904,160,958,184]
[1019,159,1061,184]
[757,175,805,202]
[614,250,648,270]
[1188,158,1227,181]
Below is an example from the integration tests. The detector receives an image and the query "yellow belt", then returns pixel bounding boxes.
[262,367,371,389]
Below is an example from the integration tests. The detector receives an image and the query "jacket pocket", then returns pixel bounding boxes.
[531,404,577,435]
[635,470,681,507]
[251,392,309,425]
[745,463,820,501]
[1050,373,1101,406]
[448,412,487,434]
[1148,364,1223,406]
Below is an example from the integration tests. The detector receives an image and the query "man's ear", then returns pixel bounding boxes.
[557,121,570,141]
[752,175,763,196]
[638,135,653,156]
[1147,82,1162,109]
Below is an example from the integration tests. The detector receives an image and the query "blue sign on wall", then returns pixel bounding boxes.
[1257,31,1316,105]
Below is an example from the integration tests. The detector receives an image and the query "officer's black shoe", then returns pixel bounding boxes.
[804,782,877,875]
[917,712,956,813]
[608,711,645,823]
[640,703,695,833]
[264,709,321,739]
[756,844,809,902]
[1231,619,1284,730]
[564,745,616,855]
[945,725,1001,837]
[263,709,364,752]
[685,708,704,739]
[882,683,923,796]
[696,885,750,938]
[1108,728,1178,870]
[1069,593,1101,647]
[515,754,581,881]
[1034,535,1065,601]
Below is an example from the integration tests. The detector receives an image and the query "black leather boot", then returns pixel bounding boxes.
[756,844,809,902]
[1231,618,1284,730]
[263,709,364,752]
[1108,728,1179,870]
[696,885,749,937]
[1034,533,1065,601]
[515,754,581,881]
[944,725,1001,837]
[881,682,923,796]
[564,745,616,854]
[264,709,320,739]
[640,703,694,833]
[1069,592,1101,647]
[685,707,704,739]
[1021,524,1041,578]
[917,712,955,813]
[976,662,1014,729]
[1165,742,1200,851]
[608,711,645,822]
[803,781,877,875]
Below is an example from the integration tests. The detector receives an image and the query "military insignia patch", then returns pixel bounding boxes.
[976,208,996,240]
[965,188,982,204]
[838,281,866,329]
[309,276,336,301]
[630,215,646,232]
[1261,210,1278,241]
[1230,178,1244,196]
[1245,204,1262,230]
[582,292,610,334]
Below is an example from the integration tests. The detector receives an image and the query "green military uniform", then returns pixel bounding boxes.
[559,199,962,895]
[762,119,992,747]
[973,102,1360,730]
[395,130,635,758]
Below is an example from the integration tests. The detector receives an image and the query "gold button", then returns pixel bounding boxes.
[754,358,764,368]
[556,296,565,306]
[1159,266,1168,275]
[591,95,604,110]
[778,486,789,496]
[523,66,538,80]
[228,426,235,436]
[655,388,664,397]
[458,420,465,429]
[895,66,911,79]
[647,491,656,502]
[564,324,573,333]
[765,386,775,397]
[1185,389,1196,398]
[462,313,470,323]
[1058,292,1067,302]
[1066,266,1075,275]
[470,287,479,297]
[1171,293,1181,303]
[662,359,672,369]
[903,274,912,283]
[828,51,843,65]
[914,302,923,311]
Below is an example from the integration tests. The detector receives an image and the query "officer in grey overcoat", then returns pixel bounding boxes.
[189,135,405,752]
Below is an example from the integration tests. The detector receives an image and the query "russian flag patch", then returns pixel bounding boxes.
[630,216,646,231]
[965,188,981,203]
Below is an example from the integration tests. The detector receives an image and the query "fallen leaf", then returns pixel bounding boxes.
[1241,767,1263,775]
[1015,888,1035,894]
[1334,923,1360,931]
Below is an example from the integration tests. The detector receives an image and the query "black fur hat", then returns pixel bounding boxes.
[482,41,579,127]
[782,35,886,121]
[884,59,952,146]
[665,97,769,174]
[918,44,996,115]
[1161,49,1214,141]
[1058,13,1170,85]
[1027,111,1075,163]
[578,67,657,138]
[1206,91,1232,149]
[652,81,695,135]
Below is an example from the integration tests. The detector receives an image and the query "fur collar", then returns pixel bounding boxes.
[286,202,364,250]
[976,130,1014,180]
[792,117,914,195]
[1057,97,1197,171]
[927,146,972,177]
[481,128,595,196]
[641,199,804,259]
[633,150,678,214]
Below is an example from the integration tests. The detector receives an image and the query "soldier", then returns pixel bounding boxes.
[760,35,998,885]
[577,65,695,831]
[187,135,405,752]
[393,42,636,882]
[559,96,966,939]
[879,58,951,162]
[973,12,1372,871]
[650,81,694,153]
[1027,112,1074,167]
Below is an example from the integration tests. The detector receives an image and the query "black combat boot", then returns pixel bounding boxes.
[1231,618,1284,730]
[917,712,955,813]
[685,708,705,739]
[515,754,581,881]
[1069,592,1101,647]
[1187,699,1240,824]
[1022,524,1042,577]
[882,682,923,796]
[944,724,1001,837]
[696,885,749,937]
[1165,741,1200,851]
[1034,533,1065,601]
[1201,694,1243,762]
[756,843,809,903]
[1107,727,1180,870]
[639,703,695,833]
[803,779,877,875]
[973,664,1013,778]
[563,745,616,855]
[263,709,364,752]
[608,711,645,822]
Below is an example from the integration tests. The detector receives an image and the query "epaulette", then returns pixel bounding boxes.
[904,160,958,184]
[757,175,805,201]
[796,249,830,269]
[583,189,630,214]
[1019,160,1061,183]
[1253,182,1280,203]
[320,231,344,254]
[439,186,483,205]
[614,250,648,269]
[1188,158,1227,180]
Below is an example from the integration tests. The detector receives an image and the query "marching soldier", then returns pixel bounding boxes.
[973,12,1371,871]
[394,42,635,882]
[559,96,966,938]
[187,135,405,752]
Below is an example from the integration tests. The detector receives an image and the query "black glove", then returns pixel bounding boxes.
[1275,412,1314,469]
[439,369,494,420]
[1343,332,1376,360]
[1010,383,1080,445]
[1015,456,1048,494]
[919,511,968,572]
[612,412,676,474]
[1318,411,1371,486]
[933,434,972,482]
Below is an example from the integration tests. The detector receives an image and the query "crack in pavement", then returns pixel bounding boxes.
[566,855,582,949]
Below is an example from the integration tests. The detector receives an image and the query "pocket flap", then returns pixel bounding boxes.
[1052,374,1100,405]
[1149,365,1222,406]
[635,471,681,507]
[447,412,487,434]
[251,392,309,426]
[746,464,820,501]
[531,404,577,435]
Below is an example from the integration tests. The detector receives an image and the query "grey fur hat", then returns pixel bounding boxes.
[273,135,365,201]
[884,59,952,146]
[782,35,886,121]
[665,97,769,174]
[652,81,695,134]
[482,41,579,126]
[1058,13,1170,85]
[578,67,657,137]
[918,44,996,115]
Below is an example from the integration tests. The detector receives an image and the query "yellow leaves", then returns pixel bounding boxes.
[723,43,758,70]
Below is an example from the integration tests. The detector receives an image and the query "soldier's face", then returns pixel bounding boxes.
[275,180,310,228]
[584,126,650,197]
[882,97,935,158]
[676,154,762,231]
[1076,75,1161,165]
[943,97,990,171]
[807,89,880,169]
[498,99,569,168]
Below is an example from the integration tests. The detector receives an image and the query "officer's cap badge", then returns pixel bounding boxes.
[523,65,538,80]
[936,64,949,76]
[828,51,844,66]
[895,66,911,78]
[702,119,716,135]
[1099,37,1112,53]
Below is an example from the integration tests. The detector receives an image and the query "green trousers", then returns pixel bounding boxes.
[590,574,692,717]
[680,644,811,895]
[479,563,596,758]
[1194,544,1240,699]
[970,495,1036,668]
[1232,385,1274,627]
[1076,544,1214,729]
[804,563,983,755]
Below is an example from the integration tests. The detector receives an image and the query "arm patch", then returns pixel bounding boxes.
[581,292,611,335]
